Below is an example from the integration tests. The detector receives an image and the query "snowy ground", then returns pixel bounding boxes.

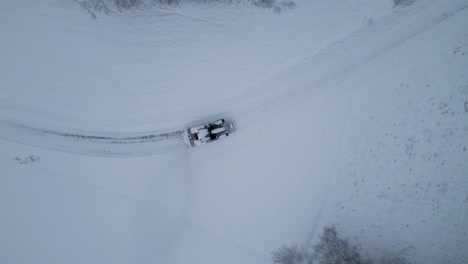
[1,0,467,263]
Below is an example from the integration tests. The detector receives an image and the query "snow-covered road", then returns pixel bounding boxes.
[0,0,466,156]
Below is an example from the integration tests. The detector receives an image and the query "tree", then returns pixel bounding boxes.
[272,226,410,264]
[313,226,368,264]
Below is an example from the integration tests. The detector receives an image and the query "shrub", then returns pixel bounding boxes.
[114,0,142,9]
[252,0,275,8]
[272,226,410,264]
[13,155,40,164]
[272,244,309,264]
[76,0,294,17]
[393,0,415,7]
[379,251,411,264]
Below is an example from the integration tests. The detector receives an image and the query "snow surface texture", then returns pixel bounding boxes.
[1,0,467,263]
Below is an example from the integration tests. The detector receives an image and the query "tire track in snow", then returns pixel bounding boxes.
[36,127,184,144]
[1,0,467,156]
[0,120,186,156]
[229,0,468,129]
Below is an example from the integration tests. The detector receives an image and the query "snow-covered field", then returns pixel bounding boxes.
[1,0,467,263]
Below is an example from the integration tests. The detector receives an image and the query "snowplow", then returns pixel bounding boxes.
[182,119,235,147]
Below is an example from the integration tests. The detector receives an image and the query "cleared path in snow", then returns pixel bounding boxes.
[1,0,467,156]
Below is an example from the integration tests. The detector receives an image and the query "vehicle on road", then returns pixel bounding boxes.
[182,119,235,147]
